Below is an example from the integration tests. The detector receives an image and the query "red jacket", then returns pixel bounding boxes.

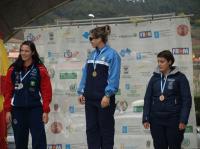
[4,64,52,113]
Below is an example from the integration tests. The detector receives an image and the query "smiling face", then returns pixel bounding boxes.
[157,57,171,73]
[20,44,33,62]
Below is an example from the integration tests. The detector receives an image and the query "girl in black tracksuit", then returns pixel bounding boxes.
[143,50,192,149]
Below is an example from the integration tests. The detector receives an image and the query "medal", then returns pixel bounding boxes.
[159,95,165,101]
[160,74,168,102]
[15,65,34,90]
[92,47,107,78]
[15,83,24,90]
[92,71,97,77]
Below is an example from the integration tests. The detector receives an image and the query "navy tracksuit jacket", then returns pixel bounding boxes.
[143,66,192,149]
[77,44,121,149]
[5,64,52,149]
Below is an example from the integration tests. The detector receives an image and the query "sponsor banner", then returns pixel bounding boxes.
[24,17,197,148]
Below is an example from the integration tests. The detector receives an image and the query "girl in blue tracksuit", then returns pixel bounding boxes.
[77,25,121,149]
[143,50,192,149]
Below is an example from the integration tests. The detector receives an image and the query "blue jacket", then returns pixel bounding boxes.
[77,45,121,100]
[143,67,192,124]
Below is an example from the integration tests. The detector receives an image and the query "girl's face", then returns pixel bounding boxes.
[20,45,33,62]
[157,57,171,73]
[89,34,103,48]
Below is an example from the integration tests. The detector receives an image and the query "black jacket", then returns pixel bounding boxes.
[143,67,192,124]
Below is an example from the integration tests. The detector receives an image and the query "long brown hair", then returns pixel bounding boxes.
[11,41,43,71]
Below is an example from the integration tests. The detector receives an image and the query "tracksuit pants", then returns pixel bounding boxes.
[150,118,184,149]
[11,106,47,149]
[85,98,116,149]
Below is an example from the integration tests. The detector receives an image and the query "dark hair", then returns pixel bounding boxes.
[157,50,175,66]
[90,25,111,43]
[11,40,43,71]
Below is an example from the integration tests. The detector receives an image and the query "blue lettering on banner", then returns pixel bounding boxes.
[154,31,160,38]
[119,48,132,57]
[122,126,128,134]
[125,84,130,90]
[136,52,142,60]
[66,144,71,149]
[69,106,75,113]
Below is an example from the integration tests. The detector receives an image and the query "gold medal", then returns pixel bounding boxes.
[92,71,97,77]
[159,95,165,101]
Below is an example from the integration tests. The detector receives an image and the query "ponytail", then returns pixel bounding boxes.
[90,25,111,43]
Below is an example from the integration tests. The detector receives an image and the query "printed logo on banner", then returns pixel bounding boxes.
[48,51,59,58]
[154,30,172,38]
[177,24,189,36]
[26,33,41,42]
[66,144,71,149]
[82,32,90,39]
[54,104,59,112]
[172,48,189,55]
[154,31,160,39]
[60,72,77,79]
[116,100,128,112]
[122,65,131,78]
[122,126,128,134]
[125,83,130,90]
[182,138,191,147]
[69,84,77,92]
[185,125,193,133]
[119,48,132,57]
[64,50,80,60]
[146,140,151,148]
[66,84,77,96]
[120,144,138,149]
[50,122,63,134]
[47,144,62,149]
[136,52,142,60]
[118,33,137,38]
[139,31,152,38]
[125,84,142,97]
[123,65,129,74]
[49,32,54,41]
[69,105,75,113]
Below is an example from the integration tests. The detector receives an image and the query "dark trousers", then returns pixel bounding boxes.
[11,106,47,149]
[85,98,116,149]
[150,119,184,149]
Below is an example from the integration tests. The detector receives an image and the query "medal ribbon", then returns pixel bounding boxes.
[160,73,168,94]
[20,65,34,82]
[93,47,107,71]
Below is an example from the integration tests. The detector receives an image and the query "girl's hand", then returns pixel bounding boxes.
[101,96,110,108]
[43,113,49,124]
[143,122,150,129]
[6,112,12,124]
[78,95,86,105]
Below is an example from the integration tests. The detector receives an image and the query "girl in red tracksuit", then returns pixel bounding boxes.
[4,41,52,149]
